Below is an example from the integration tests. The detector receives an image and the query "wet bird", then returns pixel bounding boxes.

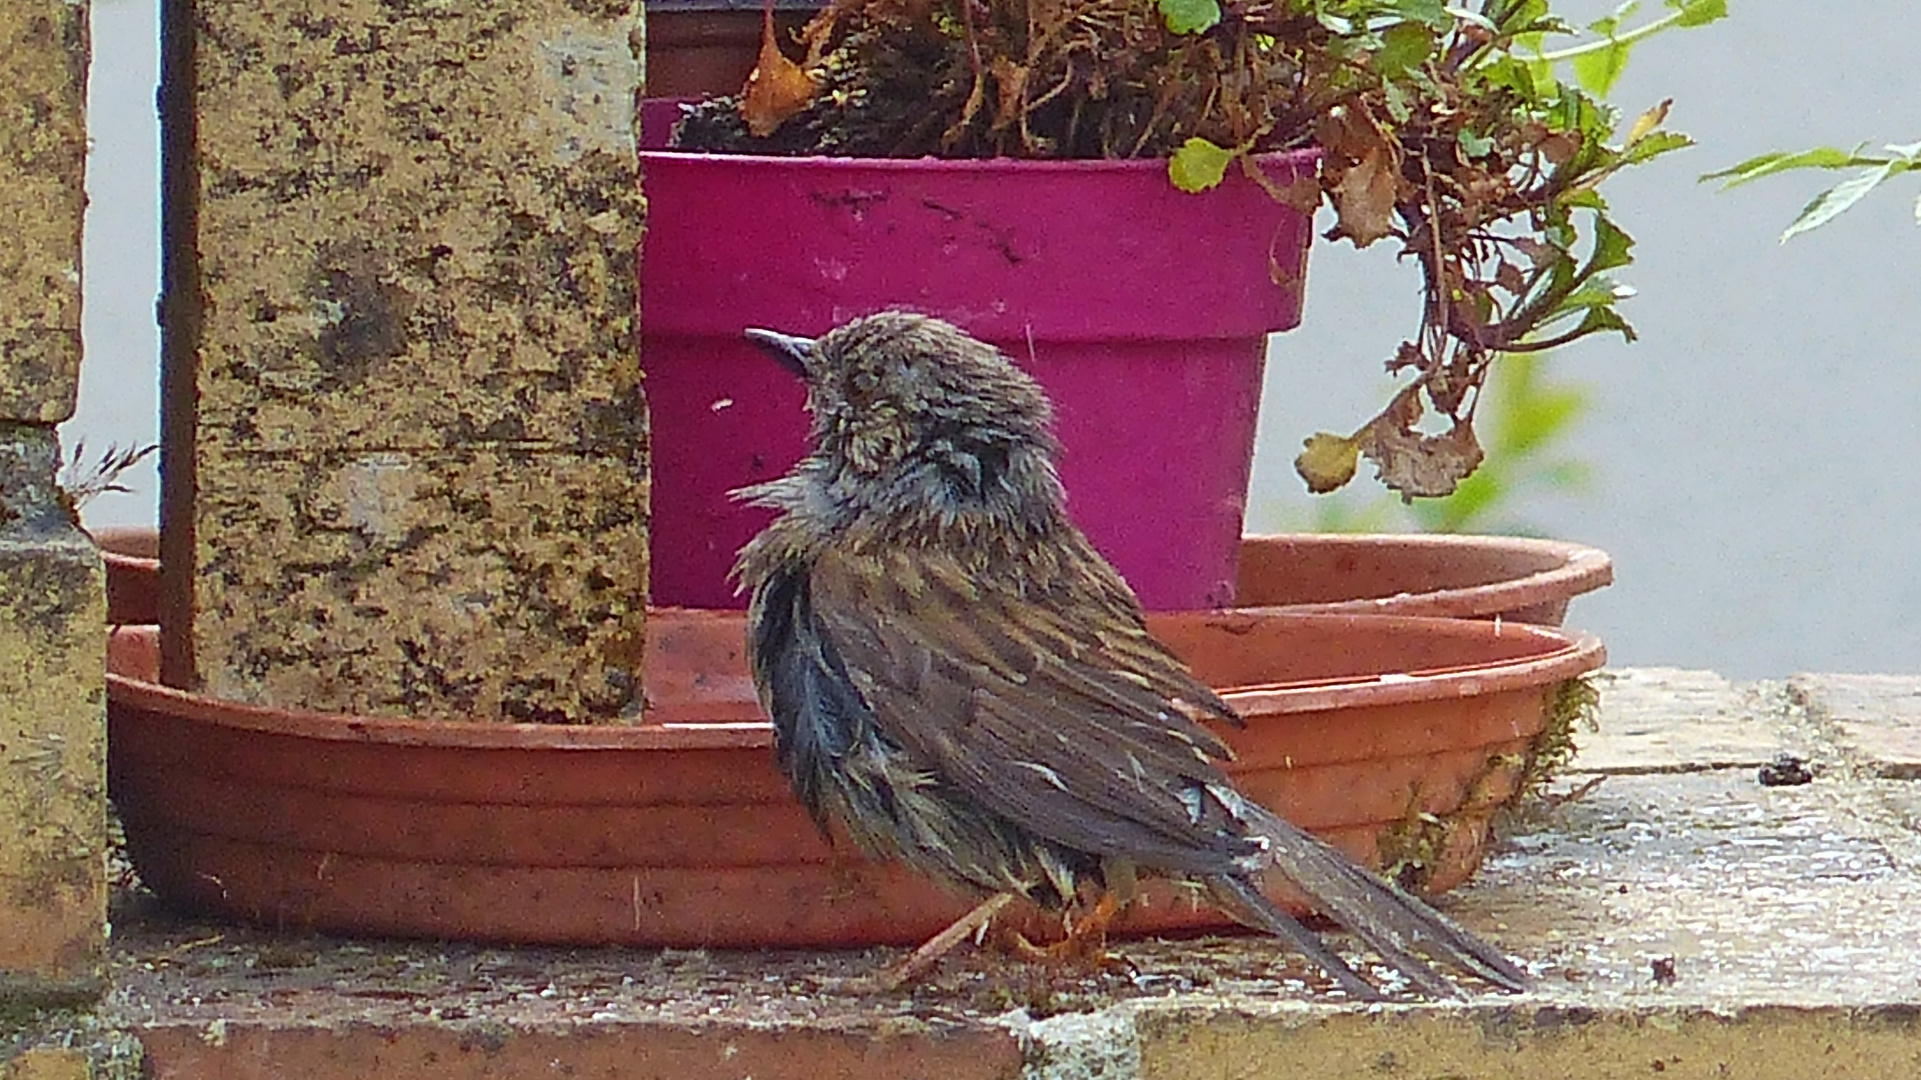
[732,311,1529,998]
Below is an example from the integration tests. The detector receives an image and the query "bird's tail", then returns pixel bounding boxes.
[1211,789,1531,999]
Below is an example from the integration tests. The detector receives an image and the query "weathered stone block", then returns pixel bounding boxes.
[1567,668,1782,774]
[0,1047,89,1080]
[183,1,647,454]
[1788,672,1921,778]
[162,0,650,721]
[0,0,88,424]
[0,430,105,981]
[189,446,647,722]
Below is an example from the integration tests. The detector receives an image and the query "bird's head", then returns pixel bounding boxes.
[745,312,1061,517]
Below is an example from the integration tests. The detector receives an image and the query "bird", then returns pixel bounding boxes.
[731,310,1529,999]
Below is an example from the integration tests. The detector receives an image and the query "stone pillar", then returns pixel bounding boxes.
[0,1049,89,1080]
[160,0,650,722]
[0,0,106,995]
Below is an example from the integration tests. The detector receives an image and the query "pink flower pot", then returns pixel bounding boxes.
[639,125,1317,610]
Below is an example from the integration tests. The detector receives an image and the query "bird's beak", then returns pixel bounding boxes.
[743,328,815,379]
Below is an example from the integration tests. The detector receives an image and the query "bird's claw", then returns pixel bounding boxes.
[994,892,1131,976]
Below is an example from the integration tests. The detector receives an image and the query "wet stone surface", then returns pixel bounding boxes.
[97,668,1921,1042]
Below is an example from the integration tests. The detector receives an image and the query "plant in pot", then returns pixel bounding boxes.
[641,0,1723,609]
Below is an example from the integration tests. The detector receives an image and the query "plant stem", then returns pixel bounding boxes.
[1533,9,1692,63]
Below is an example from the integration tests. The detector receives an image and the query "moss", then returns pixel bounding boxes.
[1375,676,1602,889]
[1520,675,1603,800]
[1376,807,1450,893]
[0,981,100,1039]
[0,1012,142,1080]
[0,978,139,1080]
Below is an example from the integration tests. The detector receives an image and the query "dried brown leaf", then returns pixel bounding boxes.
[1625,98,1671,147]
[1387,340,1425,373]
[1240,156,1324,215]
[1276,172,1324,215]
[989,57,1028,134]
[740,1,818,137]
[1331,145,1398,246]
[1358,406,1484,500]
[1493,259,1526,295]
[1538,132,1581,166]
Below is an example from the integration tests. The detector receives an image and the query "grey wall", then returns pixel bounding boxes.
[1249,0,1921,678]
[68,0,160,530]
[66,0,1921,677]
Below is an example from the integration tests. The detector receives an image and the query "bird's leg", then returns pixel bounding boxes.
[831,892,1017,994]
[997,891,1132,973]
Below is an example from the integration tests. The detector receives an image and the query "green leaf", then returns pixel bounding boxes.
[1569,305,1636,343]
[1701,147,1867,188]
[1495,0,1551,34]
[1500,386,1589,455]
[1781,162,1903,242]
[1458,128,1495,158]
[1621,130,1692,166]
[1479,55,1536,96]
[1156,0,1221,35]
[1668,0,1727,27]
[1377,21,1435,76]
[1382,80,1414,124]
[1525,57,1556,96]
[1560,188,1608,211]
[1584,214,1634,273]
[1393,0,1451,27]
[1443,6,1498,31]
[1168,137,1236,193]
[1570,39,1629,96]
[1549,274,1633,318]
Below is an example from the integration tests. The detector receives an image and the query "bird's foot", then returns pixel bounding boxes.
[995,892,1134,976]
[822,892,1016,994]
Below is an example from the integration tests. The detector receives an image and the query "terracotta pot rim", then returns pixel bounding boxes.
[106,613,1603,750]
[91,525,161,568]
[638,145,1321,174]
[1238,532,1612,620]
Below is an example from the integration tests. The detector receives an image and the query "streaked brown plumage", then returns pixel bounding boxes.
[733,310,1528,998]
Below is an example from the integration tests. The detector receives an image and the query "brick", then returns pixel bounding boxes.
[1136,1003,1921,1080]
[0,430,105,981]
[163,0,649,721]
[135,1021,1022,1080]
[0,0,87,424]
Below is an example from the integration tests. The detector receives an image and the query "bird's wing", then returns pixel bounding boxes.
[805,544,1262,877]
